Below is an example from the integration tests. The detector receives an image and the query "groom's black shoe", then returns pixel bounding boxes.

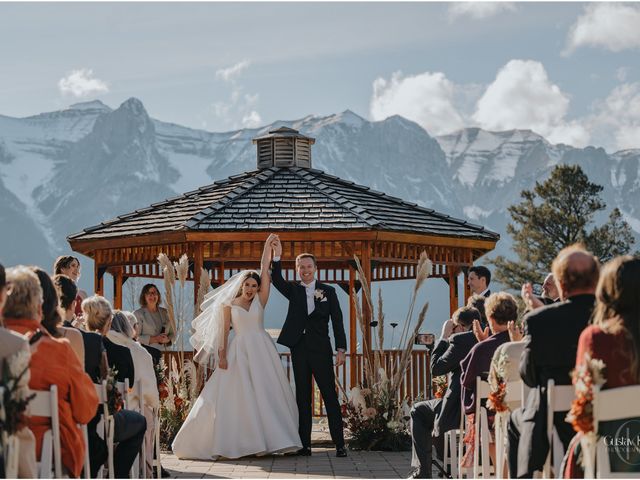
[336,446,348,458]
[297,447,312,456]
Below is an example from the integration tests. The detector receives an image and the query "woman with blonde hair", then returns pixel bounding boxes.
[82,295,147,478]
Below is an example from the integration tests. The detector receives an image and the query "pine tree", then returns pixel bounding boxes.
[493,164,636,290]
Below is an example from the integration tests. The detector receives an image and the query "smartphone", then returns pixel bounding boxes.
[415,333,435,346]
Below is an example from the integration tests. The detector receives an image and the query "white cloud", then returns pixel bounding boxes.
[565,3,640,54]
[590,82,640,151]
[212,60,263,130]
[215,60,251,82]
[472,60,589,146]
[58,69,109,97]
[616,67,629,82]
[369,71,465,136]
[241,111,262,128]
[448,2,515,20]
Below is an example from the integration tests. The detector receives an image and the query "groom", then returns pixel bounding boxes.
[270,236,348,457]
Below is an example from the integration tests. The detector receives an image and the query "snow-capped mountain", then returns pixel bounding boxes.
[1,97,639,273]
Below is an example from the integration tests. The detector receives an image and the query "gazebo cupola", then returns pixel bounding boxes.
[252,126,315,169]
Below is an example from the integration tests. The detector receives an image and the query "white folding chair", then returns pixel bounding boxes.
[80,423,91,479]
[1,386,21,479]
[494,380,523,479]
[94,381,115,479]
[444,427,461,478]
[473,377,494,478]
[30,385,62,479]
[154,407,162,479]
[586,384,640,478]
[126,380,147,479]
[543,379,574,478]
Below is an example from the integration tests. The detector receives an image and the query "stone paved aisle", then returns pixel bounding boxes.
[161,448,441,478]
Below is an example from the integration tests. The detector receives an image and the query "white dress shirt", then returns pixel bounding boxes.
[301,279,316,315]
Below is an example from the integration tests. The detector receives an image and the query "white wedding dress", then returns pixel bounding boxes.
[171,296,301,459]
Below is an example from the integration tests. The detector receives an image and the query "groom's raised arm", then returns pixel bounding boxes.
[329,288,347,351]
[270,239,292,300]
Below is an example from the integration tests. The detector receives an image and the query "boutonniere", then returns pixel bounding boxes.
[314,289,326,301]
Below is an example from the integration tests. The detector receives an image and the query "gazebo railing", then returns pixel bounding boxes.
[162,350,431,417]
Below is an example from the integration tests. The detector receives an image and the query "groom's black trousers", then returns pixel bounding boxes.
[291,337,345,449]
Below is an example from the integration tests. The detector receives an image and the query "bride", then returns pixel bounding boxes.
[172,234,301,459]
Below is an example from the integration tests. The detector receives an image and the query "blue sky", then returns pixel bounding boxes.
[1,2,640,151]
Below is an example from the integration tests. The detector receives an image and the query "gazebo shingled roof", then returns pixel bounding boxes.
[68,126,499,388]
[68,167,498,241]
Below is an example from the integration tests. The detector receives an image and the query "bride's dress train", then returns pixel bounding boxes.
[171,296,301,459]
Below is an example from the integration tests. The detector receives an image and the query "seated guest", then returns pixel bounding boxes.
[468,266,491,297]
[521,273,561,312]
[564,255,640,477]
[459,293,517,467]
[53,274,107,382]
[30,267,84,367]
[4,266,98,478]
[124,311,141,341]
[83,295,147,478]
[0,262,37,478]
[507,245,599,478]
[133,284,174,365]
[409,306,480,478]
[53,256,87,320]
[461,292,517,414]
[108,311,160,477]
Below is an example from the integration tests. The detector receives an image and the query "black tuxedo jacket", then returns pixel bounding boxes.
[271,260,347,354]
[516,293,595,475]
[430,330,477,436]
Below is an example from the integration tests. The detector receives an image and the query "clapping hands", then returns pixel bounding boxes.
[508,320,524,342]
[472,319,490,342]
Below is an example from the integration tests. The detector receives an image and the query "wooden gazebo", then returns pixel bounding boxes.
[68,126,499,396]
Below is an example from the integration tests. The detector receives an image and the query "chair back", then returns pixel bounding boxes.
[30,385,62,479]
[592,385,640,478]
[544,380,575,477]
[474,376,493,478]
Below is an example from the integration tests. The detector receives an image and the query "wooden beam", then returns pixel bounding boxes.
[349,265,357,387]
[448,267,460,316]
[113,268,123,309]
[69,231,188,254]
[94,264,106,297]
[374,231,497,250]
[193,243,204,312]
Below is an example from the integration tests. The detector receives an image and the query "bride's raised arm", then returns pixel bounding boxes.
[258,234,276,307]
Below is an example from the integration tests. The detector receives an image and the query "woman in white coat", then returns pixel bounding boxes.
[108,311,160,477]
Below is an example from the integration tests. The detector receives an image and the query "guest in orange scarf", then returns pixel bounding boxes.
[4,266,98,478]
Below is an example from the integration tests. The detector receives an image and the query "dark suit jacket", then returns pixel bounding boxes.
[516,293,595,475]
[271,260,347,354]
[102,337,135,386]
[63,320,105,382]
[430,331,477,435]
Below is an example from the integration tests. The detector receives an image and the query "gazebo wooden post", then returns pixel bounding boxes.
[192,243,203,311]
[360,241,373,384]
[348,265,357,387]
[94,257,105,297]
[448,266,460,316]
[113,267,123,309]
[463,264,471,303]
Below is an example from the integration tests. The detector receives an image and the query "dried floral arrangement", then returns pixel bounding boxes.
[340,252,432,451]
